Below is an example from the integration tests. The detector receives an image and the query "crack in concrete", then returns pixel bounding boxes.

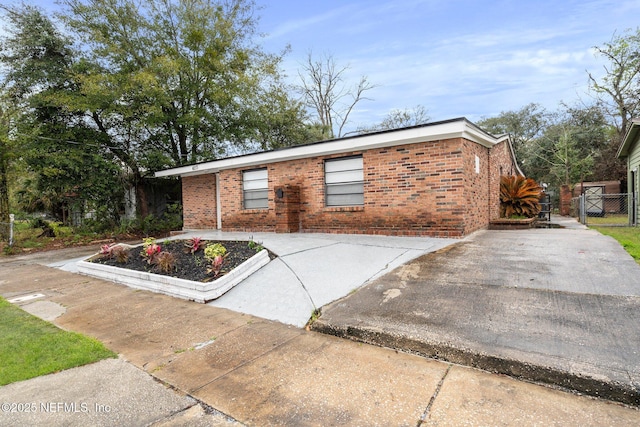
[417,364,451,426]
[188,330,304,394]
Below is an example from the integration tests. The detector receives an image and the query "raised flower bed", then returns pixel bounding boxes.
[77,238,271,303]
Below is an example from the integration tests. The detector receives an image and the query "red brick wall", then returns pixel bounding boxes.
[182,136,519,237]
[182,174,217,229]
[462,140,490,234]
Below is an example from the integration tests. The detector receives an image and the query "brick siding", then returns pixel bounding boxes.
[181,137,518,237]
[181,174,217,229]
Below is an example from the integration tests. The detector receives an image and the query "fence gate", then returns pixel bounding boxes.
[571,193,636,226]
[584,186,604,216]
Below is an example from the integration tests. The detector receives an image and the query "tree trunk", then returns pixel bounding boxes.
[136,178,149,218]
[0,158,10,240]
[0,157,9,223]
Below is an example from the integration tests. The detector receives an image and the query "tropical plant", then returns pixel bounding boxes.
[98,243,128,263]
[204,242,228,278]
[500,175,542,218]
[99,244,114,257]
[144,244,161,264]
[141,237,156,254]
[204,243,227,261]
[206,254,226,278]
[184,236,204,254]
[141,237,161,264]
[112,246,129,264]
[154,251,176,273]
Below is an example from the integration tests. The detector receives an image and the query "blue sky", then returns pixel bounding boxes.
[256,0,640,132]
[28,0,640,133]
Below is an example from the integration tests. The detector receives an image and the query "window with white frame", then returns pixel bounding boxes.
[243,168,268,209]
[325,156,364,207]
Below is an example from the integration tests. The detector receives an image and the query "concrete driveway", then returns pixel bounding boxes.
[192,232,456,327]
[3,261,639,425]
[313,216,640,406]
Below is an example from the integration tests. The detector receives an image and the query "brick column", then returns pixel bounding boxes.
[559,184,572,216]
[275,185,300,233]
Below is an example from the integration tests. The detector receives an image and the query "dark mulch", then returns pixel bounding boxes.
[91,240,268,283]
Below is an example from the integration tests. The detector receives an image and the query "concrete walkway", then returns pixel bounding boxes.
[47,232,458,327]
[1,261,639,426]
[200,232,457,327]
[314,216,640,406]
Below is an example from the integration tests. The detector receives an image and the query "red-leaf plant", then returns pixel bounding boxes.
[144,243,162,264]
[207,254,226,278]
[100,244,115,257]
[184,236,204,254]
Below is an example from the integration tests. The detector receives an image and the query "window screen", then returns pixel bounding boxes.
[243,168,268,209]
[325,156,364,206]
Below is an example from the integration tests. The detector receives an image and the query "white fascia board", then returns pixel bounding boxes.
[617,118,640,158]
[155,119,499,178]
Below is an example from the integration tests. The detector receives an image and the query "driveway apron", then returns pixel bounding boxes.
[314,220,640,406]
[194,232,457,326]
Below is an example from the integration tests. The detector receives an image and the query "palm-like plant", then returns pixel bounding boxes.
[500,175,542,218]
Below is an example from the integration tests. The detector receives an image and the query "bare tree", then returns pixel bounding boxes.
[357,105,430,134]
[297,52,376,139]
[588,28,640,144]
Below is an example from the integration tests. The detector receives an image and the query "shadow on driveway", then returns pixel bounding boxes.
[313,223,640,406]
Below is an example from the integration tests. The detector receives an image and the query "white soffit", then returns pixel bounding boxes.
[155,118,499,178]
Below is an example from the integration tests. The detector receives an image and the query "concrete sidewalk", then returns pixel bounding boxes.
[1,264,639,426]
[314,217,640,407]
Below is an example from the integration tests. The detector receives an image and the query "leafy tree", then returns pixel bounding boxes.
[477,103,550,173]
[0,102,14,235]
[524,104,611,187]
[17,122,124,224]
[357,105,430,134]
[1,1,307,223]
[0,4,124,224]
[56,0,305,215]
[0,4,73,104]
[244,82,320,150]
[60,0,301,161]
[588,28,640,144]
[297,52,377,139]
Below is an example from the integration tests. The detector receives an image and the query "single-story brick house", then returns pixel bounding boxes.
[155,117,521,237]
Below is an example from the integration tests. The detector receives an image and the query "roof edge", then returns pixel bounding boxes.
[156,117,502,178]
[617,118,640,159]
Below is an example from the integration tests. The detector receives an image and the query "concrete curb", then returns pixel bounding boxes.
[312,321,640,407]
[77,249,270,303]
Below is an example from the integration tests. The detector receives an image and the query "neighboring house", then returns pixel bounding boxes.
[617,118,640,224]
[155,118,521,237]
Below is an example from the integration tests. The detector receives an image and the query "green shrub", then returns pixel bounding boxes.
[204,243,227,261]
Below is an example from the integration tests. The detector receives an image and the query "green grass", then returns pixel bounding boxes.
[591,226,640,264]
[586,214,630,225]
[0,297,116,385]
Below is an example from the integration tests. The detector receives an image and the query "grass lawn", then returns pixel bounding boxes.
[586,214,630,226]
[591,226,640,264]
[0,297,116,385]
